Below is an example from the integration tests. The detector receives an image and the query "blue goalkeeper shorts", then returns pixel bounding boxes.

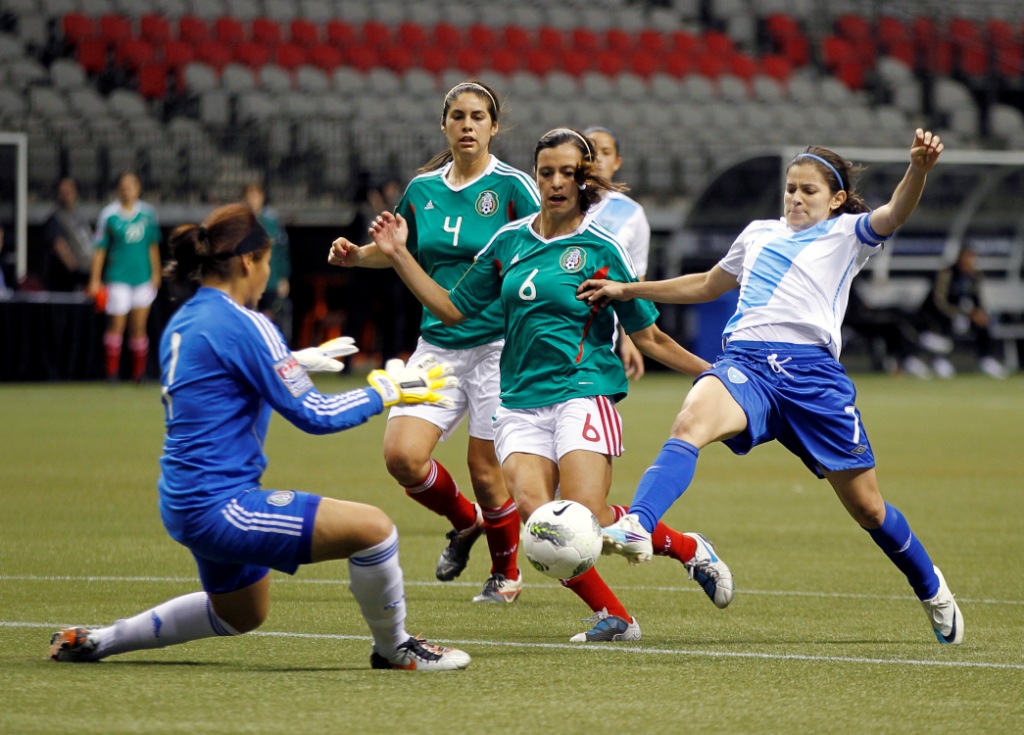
[161,487,322,594]
[699,340,876,478]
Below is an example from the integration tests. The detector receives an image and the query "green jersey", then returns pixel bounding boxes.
[449,214,658,409]
[94,201,160,287]
[397,155,540,349]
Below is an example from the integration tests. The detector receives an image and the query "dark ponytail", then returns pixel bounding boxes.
[166,204,268,284]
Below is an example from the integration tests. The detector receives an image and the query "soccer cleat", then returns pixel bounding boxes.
[978,356,1008,379]
[49,627,99,662]
[683,532,734,609]
[471,571,523,603]
[370,636,471,671]
[921,566,964,645]
[435,504,484,581]
[601,513,653,565]
[569,608,642,643]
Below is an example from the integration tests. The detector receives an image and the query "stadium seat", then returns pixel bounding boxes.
[194,40,231,72]
[595,51,624,77]
[298,0,332,24]
[696,52,726,79]
[222,62,256,93]
[605,28,632,53]
[76,38,110,75]
[307,43,343,73]
[835,13,872,44]
[98,14,133,48]
[274,43,306,72]
[213,17,246,47]
[397,21,429,51]
[61,13,98,47]
[760,54,793,82]
[488,47,520,75]
[728,53,759,81]
[115,38,156,72]
[289,19,319,47]
[263,0,296,24]
[467,23,498,51]
[326,20,355,47]
[383,45,416,74]
[295,65,329,94]
[637,29,667,56]
[139,14,171,45]
[161,39,194,73]
[258,64,292,93]
[178,16,210,46]
[433,22,464,49]
[629,51,660,79]
[344,44,379,72]
[182,61,218,93]
[233,41,270,69]
[418,45,448,75]
[524,48,556,77]
[50,58,87,90]
[703,31,735,57]
[501,26,532,53]
[561,49,590,77]
[537,26,565,53]
[571,28,601,53]
[251,18,283,47]
[137,61,168,98]
[362,21,391,49]
[662,51,693,78]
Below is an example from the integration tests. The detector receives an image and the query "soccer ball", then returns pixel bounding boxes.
[522,500,602,580]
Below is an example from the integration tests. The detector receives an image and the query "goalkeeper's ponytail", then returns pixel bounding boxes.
[166,204,267,285]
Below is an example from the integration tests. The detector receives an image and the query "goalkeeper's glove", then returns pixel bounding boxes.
[367,356,458,408]
[291,336,359,373]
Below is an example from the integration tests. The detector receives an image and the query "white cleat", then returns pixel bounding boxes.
[569,608,642,643]
[921,566,964,645]
[683,533,734,609]
[370,636,471,671]
[601,513,653,565]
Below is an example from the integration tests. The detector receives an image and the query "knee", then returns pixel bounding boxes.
[358,508,396,547]
[383,447,429,487]
[852,497,887,529]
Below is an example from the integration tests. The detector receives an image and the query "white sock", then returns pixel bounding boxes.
[93,591,239,659]
[347,527,408,657]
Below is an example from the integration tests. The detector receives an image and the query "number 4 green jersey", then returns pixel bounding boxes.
[449,214,659,409]
[396,155,540,349]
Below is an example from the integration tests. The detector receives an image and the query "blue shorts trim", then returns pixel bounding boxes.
[701,341,875,478]
[162,488,322,594]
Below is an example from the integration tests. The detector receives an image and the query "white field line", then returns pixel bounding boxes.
[4,621,1023,671]
[2,574,1021,606]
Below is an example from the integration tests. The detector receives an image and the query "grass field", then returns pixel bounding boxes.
[2,373,1022,734]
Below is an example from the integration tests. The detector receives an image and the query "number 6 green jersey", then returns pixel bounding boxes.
[449,214,659,409]
[396,155,540,349]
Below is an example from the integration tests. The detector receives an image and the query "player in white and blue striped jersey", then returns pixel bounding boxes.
[584,129,964,645]
[49,204,470,671]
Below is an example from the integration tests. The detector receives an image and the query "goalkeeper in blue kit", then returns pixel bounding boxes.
[49,203,470,671]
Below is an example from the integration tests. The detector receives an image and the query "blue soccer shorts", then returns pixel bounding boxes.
[163,488,322,594]
[699,340,876,478]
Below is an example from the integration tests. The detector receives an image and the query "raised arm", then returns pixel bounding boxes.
[869,128,944,238]
[578,264,738,307]
[369,211,467,326]
[327,237,393,268]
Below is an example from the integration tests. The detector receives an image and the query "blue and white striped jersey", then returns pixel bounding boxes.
[584,191,650,278]
[158,287,383,512]
[718,213,889,358]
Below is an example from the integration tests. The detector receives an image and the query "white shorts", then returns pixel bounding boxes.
[106,282,157,316]
[388,336,503,441]
[492,396,623,465]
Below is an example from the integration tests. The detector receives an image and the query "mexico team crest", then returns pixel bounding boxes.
[559,247,587,273]
[475,190,499,216]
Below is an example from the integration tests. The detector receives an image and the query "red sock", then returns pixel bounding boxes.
[404,460,478,531]
[610,505,628,522]
[560,566,629,620]
[103,333,122,379]
[129,336,148,382]
[481,499,520,579]
[651,521,697,563]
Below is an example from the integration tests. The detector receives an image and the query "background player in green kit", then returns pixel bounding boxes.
[368,128,734,643]
[328,82,540,604]
[88,171,162,382]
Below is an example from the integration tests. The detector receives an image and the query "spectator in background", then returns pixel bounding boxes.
[584,126,651,380]
[88,171,161,382]
[844,282,932,378]
[244,182,292,342]
[43,177,94,292]
[917,245,1008,379]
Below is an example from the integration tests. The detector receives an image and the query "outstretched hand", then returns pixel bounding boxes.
[909,128,943,174]
[576,278,632,308]
[368,211,409,259]
[327,237,361,267]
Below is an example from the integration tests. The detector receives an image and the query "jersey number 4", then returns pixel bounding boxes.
[443,216,462,247]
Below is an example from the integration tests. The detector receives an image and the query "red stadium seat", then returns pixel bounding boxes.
[537,26,565,53]
[214,17,246,47]
[398,21,429,50]
[344,44,379,71]
[525,48,556,76]
[383,44,416,73]
[290,19,319,47]
[571,28,601,53]
[234,41,271,69]
[419,45,449,74]
[62,13,98,47]
[595,50,624,77]
[140,14,171,45]
[274,43,307,71]
[115,38,156,72]
[161,40,194,72]
[434,22,464,49]
[832,61,866,90]
[99,15,133,47]
[137,62,168,99]
[194,40,232,71]
[307,43,343,72]
[669,30,700,55]
[779,35,811,66]
[326,20,355,47]
[835,13,872,43]
[821,35,856,68]
[362,21,391,49]
[696,52,726,78]
[76,38,108,74]
[703,31,734,57]
[728,53,758,80]
[455,46,485,74]
[488,46,520,75]
[251,18,282,46]
[996,43,1023,80]
[561,49,590,76]
[178,16,210,45]
[637,29,667,56]
[467,23,497,51]
[663,50,693,78]
[629,51,659,78]
[501,26,531,53]
[605,28,632,53]
[764,13,801,44]
[985,19,1016,48]
[759,54,793,82]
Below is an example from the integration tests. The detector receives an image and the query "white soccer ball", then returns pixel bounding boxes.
[522,500,602,580]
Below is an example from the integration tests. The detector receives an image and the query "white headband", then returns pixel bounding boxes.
[443,82,497,113]
[543,128,593,158]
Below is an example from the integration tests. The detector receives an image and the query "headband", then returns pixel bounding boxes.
[544,128,593,158]
[796,153,845,191]
[583,125,619,149]
[443,82,497,113]
[208,220,270,260]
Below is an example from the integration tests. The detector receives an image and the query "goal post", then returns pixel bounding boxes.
[0,132,28,284]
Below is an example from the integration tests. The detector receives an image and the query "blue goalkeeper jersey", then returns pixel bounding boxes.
[158,287,384,514]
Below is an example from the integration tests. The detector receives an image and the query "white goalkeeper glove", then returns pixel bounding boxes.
[291,336,359,373]
[367,355,458,408]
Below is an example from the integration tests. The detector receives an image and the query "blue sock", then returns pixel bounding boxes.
[865,503,939,600]
[628,438,699,533]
